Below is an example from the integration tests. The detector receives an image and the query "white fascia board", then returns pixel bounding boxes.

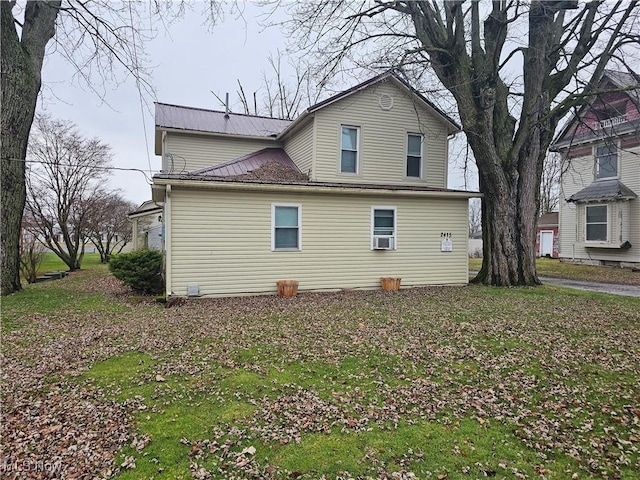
[152,177,482,199]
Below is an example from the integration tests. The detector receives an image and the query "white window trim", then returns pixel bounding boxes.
[405,133,424,179]
[339,125,360,175]
[594,143,619,180]
[584,203,609,243]
[271,203,302,251]
[371,206,397,250]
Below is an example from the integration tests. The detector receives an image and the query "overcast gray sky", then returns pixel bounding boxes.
[36,3,475,207]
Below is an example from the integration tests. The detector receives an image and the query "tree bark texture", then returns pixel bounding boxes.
[399,0,626,286]
[1,1,59,295]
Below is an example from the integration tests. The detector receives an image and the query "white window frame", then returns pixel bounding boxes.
[271,203,302,251]
[595,143,618,180]
[371,206,397,250]
[340,125,360,175]
[406,133,424,179]
[585,204,609,243]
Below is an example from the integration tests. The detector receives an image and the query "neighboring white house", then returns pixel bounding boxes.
[552,70,640,267]
[128,200,164,251]
[151,70,480,297]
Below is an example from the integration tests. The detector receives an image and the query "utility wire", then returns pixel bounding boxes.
[128,1,155,178]
[4,157,157,184]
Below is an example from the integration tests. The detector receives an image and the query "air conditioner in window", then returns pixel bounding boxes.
[373,236,394,250]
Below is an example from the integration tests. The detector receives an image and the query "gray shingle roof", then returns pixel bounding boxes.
[567,178,637,203]
[604,70,640,97]
[155,103,292,137]
[538,212,558,227]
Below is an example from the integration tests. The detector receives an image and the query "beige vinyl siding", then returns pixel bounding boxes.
[313,81,449,188]
[559,154,591,259]
[620,145,640,262]
[283,120,314,177]
[168,187,469,297]
[559,146,639,263]
[163,132,280,172]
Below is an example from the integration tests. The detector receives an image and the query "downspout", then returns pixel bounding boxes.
[131,218,138,250]
[161,131,167,171]
[165,184,172,296]
[445,134,454,188]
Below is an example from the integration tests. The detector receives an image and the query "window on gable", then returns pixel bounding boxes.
[586,204,608,242]
[272,204,301,250]
[371,207,397,250]
[596,144,617,179]
[341,126,359,174]
[406,133,423,178]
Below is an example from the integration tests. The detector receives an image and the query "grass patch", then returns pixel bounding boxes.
[3,264,639,479]
[34,251,103,274]
[272,419,578,479]
[1,265,130,332]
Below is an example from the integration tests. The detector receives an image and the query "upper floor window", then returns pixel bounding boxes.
[595,144,617,179]
[341,126,359,174]
[585,204,608,242]
[272,204,301,251]
[406,133,423,178]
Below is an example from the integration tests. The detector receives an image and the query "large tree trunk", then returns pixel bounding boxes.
[473,162,541,286]
[1,2,59,295]
[471,3,559,286]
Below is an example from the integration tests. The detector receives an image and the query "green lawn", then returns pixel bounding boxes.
[37,251,103,274]
[2,265,639,479]
[469,256,640,286]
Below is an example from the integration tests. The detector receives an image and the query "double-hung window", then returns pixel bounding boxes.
[596,144,618,179]
[406,133,423,178]
[341,126,359,174]
[371,207,397,250]
[585,204,608,242]
[272,204,301,251]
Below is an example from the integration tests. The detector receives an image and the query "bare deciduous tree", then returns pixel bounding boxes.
[469,199,482,237]
[19,212,46,284]
[279,0,639,286]
[25,115,112,271]
[1,1,230,295]
[85,192,137,263]
[216,50,328,119]
[540,152,561,216]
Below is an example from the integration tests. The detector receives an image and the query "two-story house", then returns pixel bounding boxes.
[151,70,479,297]
[552,70,639,268]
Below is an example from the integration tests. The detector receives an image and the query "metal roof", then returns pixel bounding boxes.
[156,70,461,144]
[155,103,292,138]
[190,148,305,181]
[567,178,637,203]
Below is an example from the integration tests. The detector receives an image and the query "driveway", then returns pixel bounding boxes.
[469,271,640,298]
[538,275,640,297]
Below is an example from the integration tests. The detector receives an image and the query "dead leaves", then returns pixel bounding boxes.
[2,272,639,478]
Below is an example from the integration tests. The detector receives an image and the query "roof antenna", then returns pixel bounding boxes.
[224,93,230,119]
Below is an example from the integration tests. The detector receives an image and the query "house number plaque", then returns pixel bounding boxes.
[440,232,453,252]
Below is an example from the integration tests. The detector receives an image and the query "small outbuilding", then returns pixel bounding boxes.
[536,212,559,258]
